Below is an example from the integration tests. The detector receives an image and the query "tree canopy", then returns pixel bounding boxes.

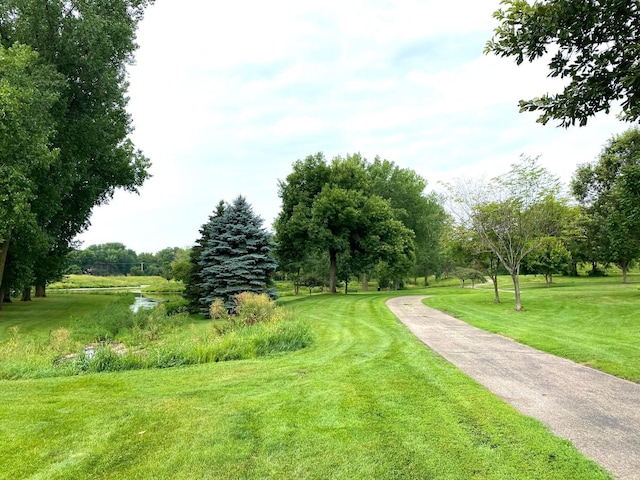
[571,128,640,283]
[0,0,152,305]
[486,0,640,126]
[449,156,566,310]
[274,153,419,293]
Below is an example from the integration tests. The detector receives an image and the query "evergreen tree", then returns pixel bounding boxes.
[184,201,226,313]
[198,196,277,314]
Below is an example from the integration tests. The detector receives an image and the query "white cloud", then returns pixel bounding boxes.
[76,0,632,253]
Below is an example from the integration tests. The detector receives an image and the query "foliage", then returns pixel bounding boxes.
[571,128,640,283]
[0,292,311,380]
[184,201,226,313]
[448,155,566,310]
[0,43,62,302]
[486,0,640,126]
[452,267,487,288]
[198,196,278,313]
[275,153,416,293]
[522,237,571,285]
[0,0,153,295]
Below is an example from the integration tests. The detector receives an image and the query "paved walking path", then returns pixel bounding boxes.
[386,296,640,480]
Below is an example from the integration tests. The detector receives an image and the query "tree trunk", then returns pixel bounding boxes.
[329,249,337,293]
[511,274,522,311]
[361,273,368,292]
[0,238,10,297]
[35,285,46,297]
[492,276,500,304]
[621,263,628,284]
[21,288,32,302]
[0,287,4,310]
[344,279,348,295]
[423,268,429,286]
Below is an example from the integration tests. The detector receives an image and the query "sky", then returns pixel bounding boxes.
[75,0,630,254]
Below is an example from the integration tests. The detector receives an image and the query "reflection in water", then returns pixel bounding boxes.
[130,293,159,313]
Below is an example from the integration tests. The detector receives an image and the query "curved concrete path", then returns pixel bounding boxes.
[386,296,640,480]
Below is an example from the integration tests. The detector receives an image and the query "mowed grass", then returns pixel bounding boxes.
[0,293,609,479]
[424,275,640,382]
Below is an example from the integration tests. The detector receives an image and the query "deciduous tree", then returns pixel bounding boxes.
[449,156,565,310]
[571,128,640,283]
[486,0,640,126]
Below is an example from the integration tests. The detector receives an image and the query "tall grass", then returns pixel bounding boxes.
[0,293,312,380]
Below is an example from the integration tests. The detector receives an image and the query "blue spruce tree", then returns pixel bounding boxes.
[184,200,226,313]
[198,196,277,313]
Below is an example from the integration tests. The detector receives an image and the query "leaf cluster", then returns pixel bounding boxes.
[486,0,640,126]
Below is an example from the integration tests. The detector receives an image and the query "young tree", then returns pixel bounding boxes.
[486,1,640,126]
[449,156,565,310]
[198,196,277,313]
[571,128,640,283]
[523,237,571,286]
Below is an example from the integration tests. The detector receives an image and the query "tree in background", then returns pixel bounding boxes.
[571,129,640,283]
[183,201,226,313]
[449,156,566,311]
[367,157,448,286]
[0,0,152,300]
[522,237,571,286]
[275,153,415,293]
[198,196,277,313]
[486,1,640,126]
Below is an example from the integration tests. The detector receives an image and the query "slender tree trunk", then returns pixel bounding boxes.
[511,273,522,311]
[344,279,348,295]
[0,287,4,310]
[492,275,500,304]
[21,288,32,302]
[329,249,337,293]
[35,285,46,297]
[621,263,628,284]
[0,238,10,297]
[361,273,368,292]
[423,267,429,286]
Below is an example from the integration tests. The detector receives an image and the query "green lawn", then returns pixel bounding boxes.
[0,292,609,479]
[424,275,640,382]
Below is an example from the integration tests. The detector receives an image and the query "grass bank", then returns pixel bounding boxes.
[424,275,640,382]
[0,292,609,479]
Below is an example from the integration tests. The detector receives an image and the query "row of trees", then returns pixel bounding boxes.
[445,128,640,310]
[65,243,190,280]
[0,1,153,308]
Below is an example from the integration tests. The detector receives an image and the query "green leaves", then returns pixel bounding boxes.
[486,0,640,126]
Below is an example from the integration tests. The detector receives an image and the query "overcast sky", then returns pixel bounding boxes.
[75,0,629,254]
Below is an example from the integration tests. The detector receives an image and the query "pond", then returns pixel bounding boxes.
[130,293,160,313]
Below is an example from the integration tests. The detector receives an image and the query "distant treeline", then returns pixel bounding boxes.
[66,243,190,280]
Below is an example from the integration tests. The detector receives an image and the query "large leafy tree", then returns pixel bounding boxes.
[571,128,640,283]
[449,156,566,310]
[0,43,61,306]
[275,153,414,294]
[0,0,152,297]
[198,196,277,313]
[367,157,448,286]
[486,0,640,126]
